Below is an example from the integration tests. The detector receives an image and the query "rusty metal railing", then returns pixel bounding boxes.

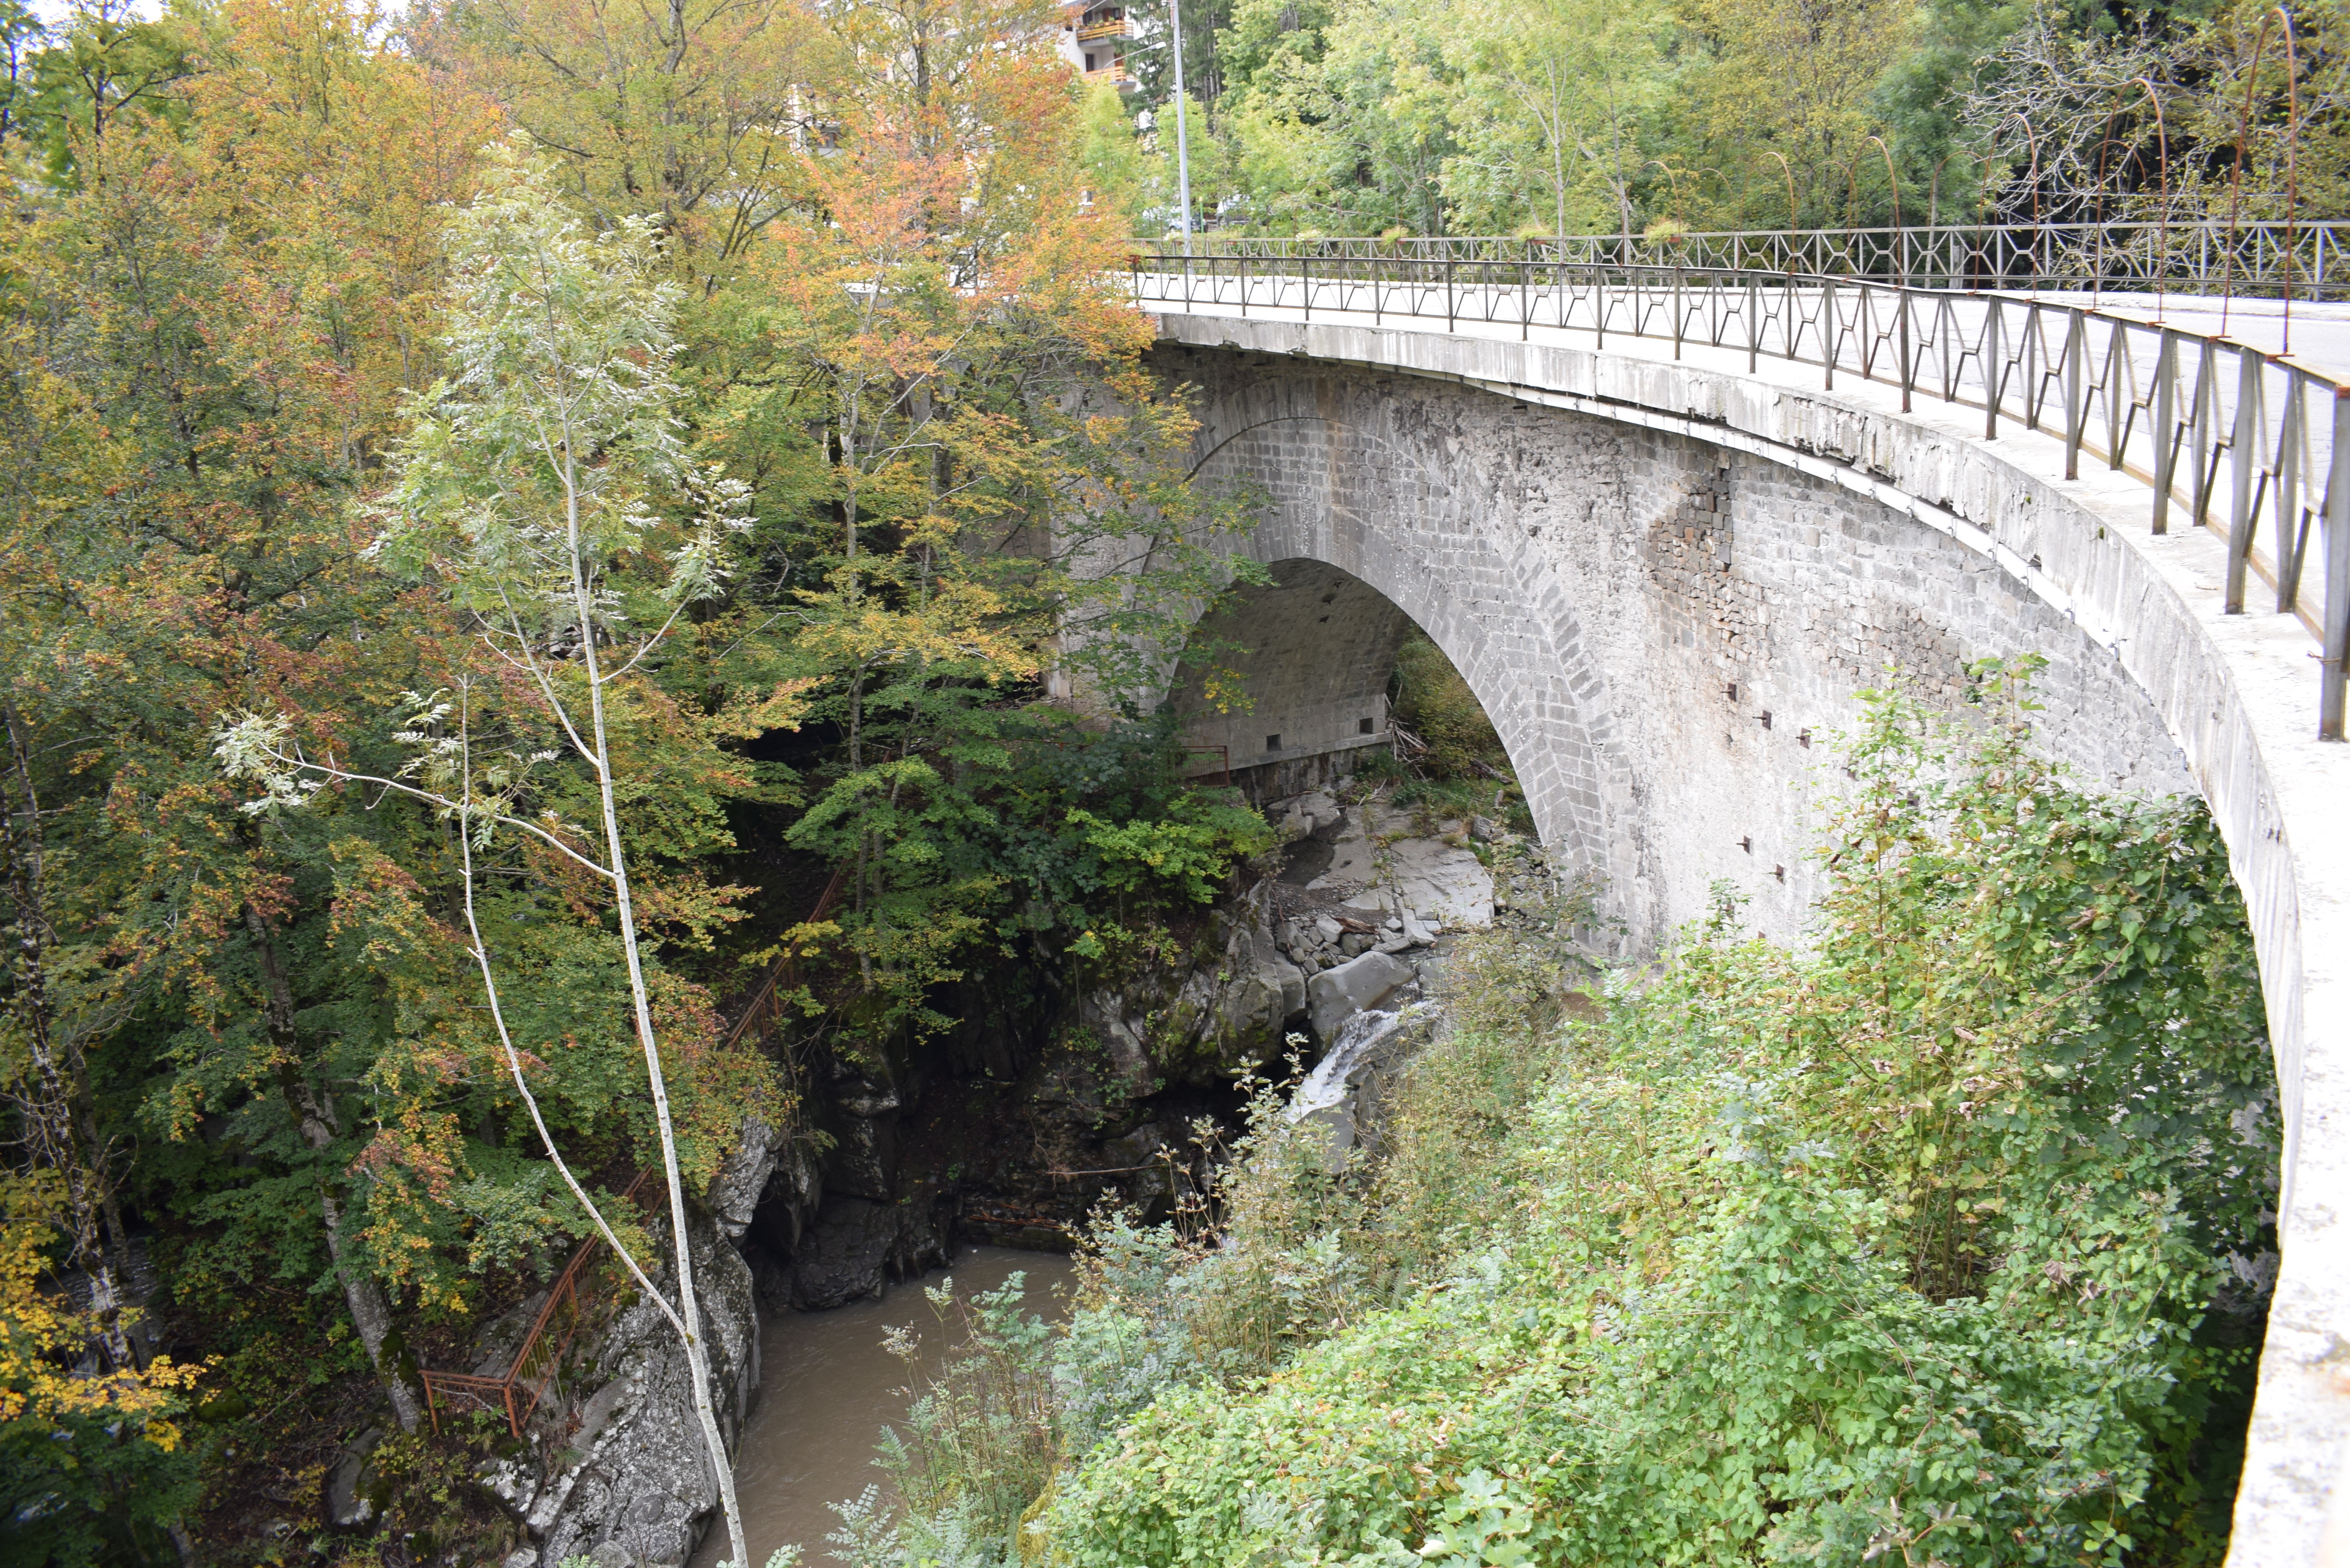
[1134,246,2350,740]
[420,1168,655,1437]
[421,870,849,1438]
[717,866,849,1055]
[1181,743,1230,784]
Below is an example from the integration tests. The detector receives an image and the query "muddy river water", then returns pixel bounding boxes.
[689,1246,1077,1568]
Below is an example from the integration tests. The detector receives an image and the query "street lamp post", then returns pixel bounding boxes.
[1170,0,1193,254]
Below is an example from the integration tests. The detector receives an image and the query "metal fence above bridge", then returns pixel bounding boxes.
[1131,242,2350,740]
[1158,222,2350,299]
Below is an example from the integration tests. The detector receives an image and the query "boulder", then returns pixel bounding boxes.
[786,1194,900,1309]
[1303,806,1494,929]
[1076,882,1306,1085]
[325,1426,386,1528]
[704,1115,784,1240]
[1209,923,1306,1048]
[1371,835,1495,929]
[1306,950,1414,1042]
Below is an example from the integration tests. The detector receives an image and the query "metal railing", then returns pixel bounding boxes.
[717,866,848,1054]
[1181,743,1230,783]
[1133,245,2350,739]
[419,871,846,1440]
[1155,223,2350,298]
[420,1169,656,1438]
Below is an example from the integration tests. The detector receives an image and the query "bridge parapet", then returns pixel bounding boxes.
[1156,222,2350,298]
[1135,246,2350,738]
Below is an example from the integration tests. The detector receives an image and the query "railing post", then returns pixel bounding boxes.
[1673,262,1684,360]
[1303,254,1311,322]
[2324,387,2349,739]
[2277,374,2307,614]
[2105,323,2127,473]
[1446,258,1455,332]
[1897,286,1913,413]
[1984,296,2001,440]
[2152,330,2179,534]
[1747,273,1759,374]
[1521,249,1530,341]
[2063,310,2087,480]
[2227,349,2262,614]
[2192,339,2219,525]
[1822,276,1837,391]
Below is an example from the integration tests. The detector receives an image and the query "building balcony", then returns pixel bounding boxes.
[1077,17,1126,39]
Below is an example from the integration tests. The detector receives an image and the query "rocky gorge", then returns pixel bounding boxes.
[453,776,1553,1568]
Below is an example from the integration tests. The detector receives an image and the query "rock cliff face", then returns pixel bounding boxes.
[1078,878,1308,1092]
[471,787,1523,1568]
[489,1128,780,1568]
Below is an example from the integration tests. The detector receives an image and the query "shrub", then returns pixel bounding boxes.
[837,660,2276,1568]
[1391,630,1507,784]
[1036,660,2273,1567]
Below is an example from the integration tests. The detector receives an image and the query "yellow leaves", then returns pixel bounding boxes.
[796,583,1045,686]
[0,1203,205,1440]
[708,678,822,742]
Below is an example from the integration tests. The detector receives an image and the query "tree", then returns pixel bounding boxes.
[0,1184,205,1566]
[1443,0,1669,238]
[1678,0,1917,227]
[218,143,791,1567]
[0,0,506,1444]
[693,6,1262,1045]
[433,0,820,292]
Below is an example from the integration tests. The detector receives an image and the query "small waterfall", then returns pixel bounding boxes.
[1287,1008,1407,1121]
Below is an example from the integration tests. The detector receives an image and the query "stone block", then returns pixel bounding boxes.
[1307,950,1413,1042]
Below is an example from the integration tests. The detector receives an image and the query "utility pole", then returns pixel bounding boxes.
[1170,0,1193,253]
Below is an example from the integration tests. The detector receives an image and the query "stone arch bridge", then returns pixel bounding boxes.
[1134,229,2350,1568]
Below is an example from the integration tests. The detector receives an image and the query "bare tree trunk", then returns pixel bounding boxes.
[559,421,750,1568]
[2,702,140,1370]
[244,905,424,1434]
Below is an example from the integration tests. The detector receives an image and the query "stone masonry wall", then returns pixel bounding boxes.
[1176,557,1408,776]
[1157,345,2195,948]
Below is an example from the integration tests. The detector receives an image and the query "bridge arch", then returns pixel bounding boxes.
[1162,343,2193,951]
[1166,380,1631,895]
[1138,245,2350,1567]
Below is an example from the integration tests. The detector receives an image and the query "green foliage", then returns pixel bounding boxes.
[1391,630,1507,785]
[781,705,1274,1040]
[1084,0,2334,237]
[0,1403,202,1567]
[1068,792,1276,908]
[825,1273,1065,1568]
[850,662,2273,1568]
